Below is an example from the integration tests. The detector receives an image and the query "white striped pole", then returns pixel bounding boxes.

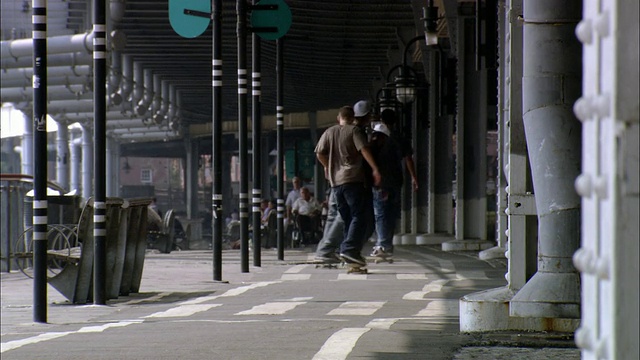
[237,0,249,273]
[251,6,263,265]
[211,0,224,282]
[276,38,285,260]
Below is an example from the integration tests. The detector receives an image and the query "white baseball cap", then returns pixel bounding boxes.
[353,100,371,117]
[372,123,391,137]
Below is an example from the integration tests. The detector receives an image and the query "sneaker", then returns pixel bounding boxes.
[370,246,383,257]
[314,254,340,264]
[339,252,366,266]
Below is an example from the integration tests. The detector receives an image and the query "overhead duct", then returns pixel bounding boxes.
[0,32,93,59]
[132,61,144,105]
[2,73,92,89]
[110,0,127,22]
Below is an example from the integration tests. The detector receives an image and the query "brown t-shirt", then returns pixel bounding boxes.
[315,124,368,187]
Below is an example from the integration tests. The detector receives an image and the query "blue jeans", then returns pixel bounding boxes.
[315,189,344,257]
[373,187,400,251]
[333,183,368,256]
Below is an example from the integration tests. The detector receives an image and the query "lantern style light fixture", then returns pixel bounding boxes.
[423,1,439,46]
[395,66,417,104]
[377,86,397,113]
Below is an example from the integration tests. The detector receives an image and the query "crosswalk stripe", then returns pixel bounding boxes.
[312,327,370,360]
[337,273,368,280]
[327,301,386,316]
[396,274,428,280]
[235,301,306,315]
[414,299,459,317]
[145,304,222,318]
[281,274,312,281]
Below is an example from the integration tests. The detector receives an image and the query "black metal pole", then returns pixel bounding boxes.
[32,0,48,323]
[276,38,284,261]
[92,0,107,305]
[212,0,223,282]
[237,0,249,273]
[251,0,262,267]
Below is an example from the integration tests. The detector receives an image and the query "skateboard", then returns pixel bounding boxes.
[373,255,394,264]
[346,262,368,274]
[315,263,340,269]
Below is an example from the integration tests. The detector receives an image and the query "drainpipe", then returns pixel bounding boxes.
[510,0,582,319]
[81,125,93,200]
[21,110,33,176]
[55,120,70,191]
[70,129,82,194]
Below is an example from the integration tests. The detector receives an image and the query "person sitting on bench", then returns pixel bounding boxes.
[291,187,322,245]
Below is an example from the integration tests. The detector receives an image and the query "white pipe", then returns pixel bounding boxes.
[1,65,91,82]
[70,131,82,194]
[1,52,91,69]
[21,111,33,176]
[55,121,70,190]
[120,54,134,100]
[81,125,93,200]
[108,52,123,105]
[132,61,144,104]
[1,32,93,59]
[152,73,162,121]
[136,68,153,116]
[2,74,91,88]
[2,84,92,103]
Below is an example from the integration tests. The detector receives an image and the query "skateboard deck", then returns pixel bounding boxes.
[373,255,394,264]
[346,263,368,274]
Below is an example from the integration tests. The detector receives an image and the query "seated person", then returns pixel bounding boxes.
[291,187,322,244]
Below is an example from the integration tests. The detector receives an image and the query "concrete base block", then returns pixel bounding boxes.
[401,234,416,245]
[460,287,580,333]
[416,234,453,245]
[510,271,581,319]
[479,246,507,260]
[392,234,404,245]
[442,239,494,252]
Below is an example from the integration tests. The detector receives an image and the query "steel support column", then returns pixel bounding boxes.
[251,4,262,266]
[276,38,284,261]
[211,0,224,282]
[237,0,249,273]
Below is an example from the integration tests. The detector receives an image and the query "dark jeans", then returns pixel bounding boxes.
[373,187,400,251]
[315,189,344,257]
[333,182,368,256]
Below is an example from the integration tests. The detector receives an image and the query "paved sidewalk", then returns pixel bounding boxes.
[1,245,580,359]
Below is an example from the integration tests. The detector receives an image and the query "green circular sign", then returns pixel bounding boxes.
[251,0,292,40]
[169,0,210,38]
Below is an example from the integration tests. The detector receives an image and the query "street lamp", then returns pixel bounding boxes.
[423,1,439,46]
[394,66,417,104]
[376,86,398,113]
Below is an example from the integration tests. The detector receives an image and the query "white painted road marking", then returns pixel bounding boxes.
[327,301,386,316]
[312,327,370,360]
[337,273,368,280]
[145,304,222,318]
[414,299,459,317]
[285,264,308,273]
[396,274,428,280]
[281,273,312,281]
[180,281,280,305]
[235,301,306,315]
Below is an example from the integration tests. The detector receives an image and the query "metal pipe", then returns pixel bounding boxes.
[70,131,82,194]
[108,51,122,105]
[132,61,144,104]
[2,73,91,89]
[276,38,284,261]
[152,73,162,122]
[251,0,262,266]
[237,0,249,273]
[120,54,134,100]
[1,52,91,69]
[55,121,70,190]
[1,65,91,82]
[0,31,93,60]
[212,0,224,282]
[136,68,153,116]
[2,84,92,103]
[31,0,48,323]
[21,111,33,176]
[81,124,93,201]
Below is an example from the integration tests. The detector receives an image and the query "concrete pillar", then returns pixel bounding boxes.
[510,0,582,319]
[21,111,33,176]
[446,17,492,252]
[81,124,93,200]
[55,121,69,191]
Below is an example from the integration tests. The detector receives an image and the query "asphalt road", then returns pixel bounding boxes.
[1,244,579,359]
